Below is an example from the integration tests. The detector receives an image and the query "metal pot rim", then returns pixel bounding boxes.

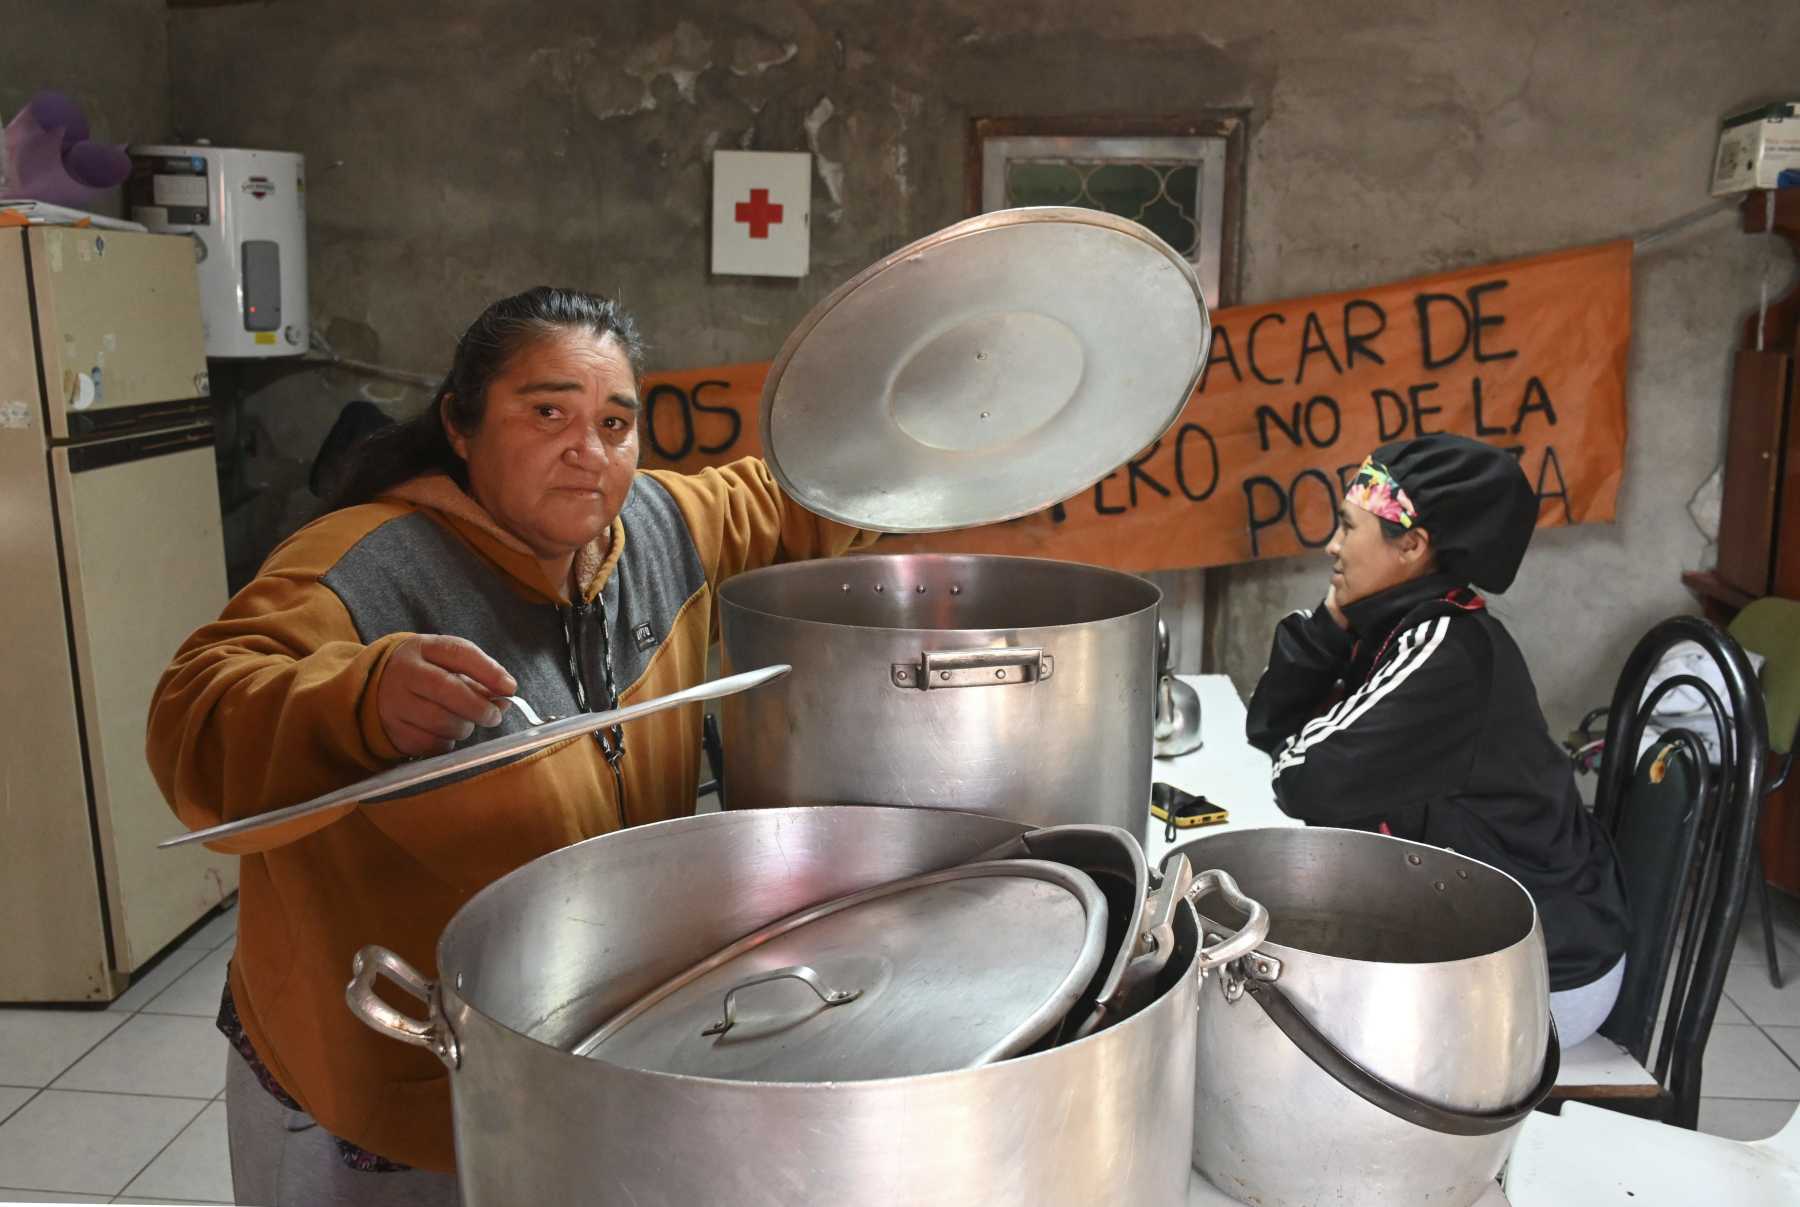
[717,553,1162,634]
[570,857,1112,1078]
[433,896,1204,1091]
[1230,928,1545,969]
[419,808,1204,1089]
[1165,827,1544,969]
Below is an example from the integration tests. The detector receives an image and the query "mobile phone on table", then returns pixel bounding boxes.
[1150,782,1228,842]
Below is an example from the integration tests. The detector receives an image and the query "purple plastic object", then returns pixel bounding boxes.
[2,91,132,207]
[25,91,89,147]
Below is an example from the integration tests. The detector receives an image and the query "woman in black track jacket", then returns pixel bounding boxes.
[1246,434,1630,1046]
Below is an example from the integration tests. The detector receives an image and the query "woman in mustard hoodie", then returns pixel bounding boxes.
[149,286,872,1205]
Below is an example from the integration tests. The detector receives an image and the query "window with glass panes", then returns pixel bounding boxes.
[977,130,1237,309]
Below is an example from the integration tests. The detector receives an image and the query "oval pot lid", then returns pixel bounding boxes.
[574,858,1109,1082]
[762,206,1211,533]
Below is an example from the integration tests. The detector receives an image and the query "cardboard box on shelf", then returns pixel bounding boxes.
[1712,100,1800,196]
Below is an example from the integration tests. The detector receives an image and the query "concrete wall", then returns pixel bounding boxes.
[166,0,1798,732]
[1,0,168,212]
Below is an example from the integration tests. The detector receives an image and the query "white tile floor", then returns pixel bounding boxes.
[4,891,1800,1203]
[1683,885,1800,1139]
[0,904,235,1205]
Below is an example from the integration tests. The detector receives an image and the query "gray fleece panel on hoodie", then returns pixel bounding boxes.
[319,475,706,750]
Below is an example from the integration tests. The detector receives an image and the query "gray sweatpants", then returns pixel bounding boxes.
[225,1045,461,1207]
[1549,954,1627,1048]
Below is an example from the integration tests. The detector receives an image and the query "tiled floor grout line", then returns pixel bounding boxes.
[0,925,231,1199]
[1745,1015,1800,1078]
[118,933,233,1019]
[0,1079,217,1199]
[110,1094,212,1203]
[0,1194,222,1205]
[0,1174,155,1201]
[1725,914,1800,1086]
[136,1011,222,1020]
[36,1085,218,1103]
[1706,1094,1800,1102]
[0,1086,42,1130]
[95,903,236,1012]
[23,1017,135,1098]
[40,1005,228,1096]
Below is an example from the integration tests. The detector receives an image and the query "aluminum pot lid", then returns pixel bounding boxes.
[573,859,1108,1081]
[969,824,1149,1024]
[761,206,1211,533]
[157,666,791,850]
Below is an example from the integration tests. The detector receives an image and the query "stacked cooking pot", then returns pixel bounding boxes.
[1170,827,1558,1206]
[347,813,1556,1207]
[341,209,1559,1206]
[717,206,1206,833]
[343,813,1555,1207]
[349,808,1269,1205]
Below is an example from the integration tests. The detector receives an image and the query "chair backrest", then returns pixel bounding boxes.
[1729,597,1800,756]
[1591,616,1769,1128]
[1600,733,1709,1065]
[309,399,397,499]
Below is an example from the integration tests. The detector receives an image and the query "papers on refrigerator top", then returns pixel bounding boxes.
[0,199,148,231]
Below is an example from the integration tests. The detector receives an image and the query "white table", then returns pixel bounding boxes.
[1505,1100,1800,1205]
[1143,674,1294,871]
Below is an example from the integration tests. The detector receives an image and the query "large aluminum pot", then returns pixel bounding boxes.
[347,807,1237,1206]
[1168,827,1556,1207]
[718,554,1160,831]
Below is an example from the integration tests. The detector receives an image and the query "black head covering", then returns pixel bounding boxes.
[1361,434,1539,592]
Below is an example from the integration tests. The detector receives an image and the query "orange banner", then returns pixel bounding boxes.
[640,241,1632,572]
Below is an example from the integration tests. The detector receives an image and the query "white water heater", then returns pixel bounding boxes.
[127,144,308,359]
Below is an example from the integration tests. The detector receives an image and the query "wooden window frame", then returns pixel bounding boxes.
[964,114,1248,307]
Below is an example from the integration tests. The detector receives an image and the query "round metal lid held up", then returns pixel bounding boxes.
[572,859,1109,1082]
[761,206,1212,533]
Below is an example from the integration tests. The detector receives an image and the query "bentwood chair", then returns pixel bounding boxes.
[1728,597,1800,989]
[1578,617,1770,1128]
[1583,730,1713,1124]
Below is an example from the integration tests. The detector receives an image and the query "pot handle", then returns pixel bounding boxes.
[1242,977,1560,1136]
[346,945,460,1069]
[700,964,863,1038]
[1171,857,1271,973]
[891,647,1054,690]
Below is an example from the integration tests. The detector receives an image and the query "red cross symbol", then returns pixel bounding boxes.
[734,188,784,239]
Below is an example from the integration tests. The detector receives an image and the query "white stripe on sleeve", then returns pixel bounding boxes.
[1272,617,1452,777]
[1286,622,1426,750]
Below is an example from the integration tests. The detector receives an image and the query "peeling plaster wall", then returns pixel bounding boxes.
[168,0,1798,732]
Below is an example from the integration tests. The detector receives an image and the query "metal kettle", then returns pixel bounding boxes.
[1153,618,1203,758]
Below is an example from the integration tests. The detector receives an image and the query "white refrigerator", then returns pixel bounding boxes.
[0,225,237,1002]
